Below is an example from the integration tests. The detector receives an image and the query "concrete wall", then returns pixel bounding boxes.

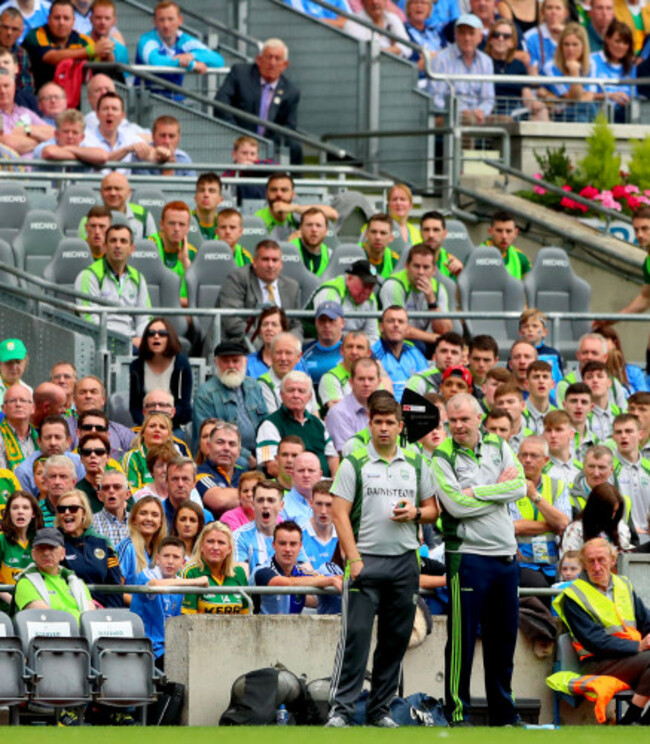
[166,615,562,726]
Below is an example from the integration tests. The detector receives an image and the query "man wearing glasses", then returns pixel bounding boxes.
[65,376,135,459]
[36,81,67,125]
[0,382,38,471]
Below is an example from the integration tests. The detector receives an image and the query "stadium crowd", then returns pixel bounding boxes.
[1,0,650,728]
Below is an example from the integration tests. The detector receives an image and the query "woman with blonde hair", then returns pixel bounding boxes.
[57,488,124,607]
[122,413,174,490]
[117,495,167,591]
[180,521,250,614]
[540,22,598,121]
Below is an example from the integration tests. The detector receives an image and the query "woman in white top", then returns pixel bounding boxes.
[129,317,192,429]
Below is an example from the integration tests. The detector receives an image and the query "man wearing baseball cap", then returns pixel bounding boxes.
[302,301,345,386]
[439,365,473,401]
[14,527,94,620]
[309,260,380,345]
[0,338,30,406]
[192,340,268,462]
[428,13,495,124]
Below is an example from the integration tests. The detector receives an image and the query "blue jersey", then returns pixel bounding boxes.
[234,521,308,573]
[535,342,564,384]
[253,556,318,614]
[301,520,338,568]
[301,340,343,386]
[591,50,636,99]
[130,567,183,658]
[117,537,152,585]
[280,487,313,526]
[523,25,556,71]
[136,29,224,97]
[371,338,428,402]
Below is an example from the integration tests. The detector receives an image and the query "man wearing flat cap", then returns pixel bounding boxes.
[310,260,380,345]
[14,527,94,620]
[192,340,268,464]
[428,13,495,124]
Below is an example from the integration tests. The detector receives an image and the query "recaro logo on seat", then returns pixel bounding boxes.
[69,197,96,205]
[31,222,58,230]
[339,257,357,264]
[447,232,464,239]
[139,200,163,207]
[62,251,89,258]
[475,259,501,266]
[542,260,568,267]
[134,252,158,259]
[283,255,299,262]
[0,195,26,203]
[204,253,231,260]
[243,228,265,235]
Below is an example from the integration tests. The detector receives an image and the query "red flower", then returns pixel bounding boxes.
[579,186,600,200]
[612,185,628,200]
[627,196,641,210]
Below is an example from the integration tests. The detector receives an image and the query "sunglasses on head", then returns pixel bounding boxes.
[80,447,108,457]
[148,329,169,338]
[79,423,108,432]
[56,504,83,514]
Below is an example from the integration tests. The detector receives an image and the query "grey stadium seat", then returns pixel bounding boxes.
[187,214,204,249]
[331,190,375,242]
[320,243,365,282]
[56,185,99,236]
[80,609,160,718]
[278,242,320,308]
[13,209,64,276]
[14,608,92,709]
[0,182,29,246]
[0,611,27,723]
[185,240,236,336]
[239,215,267,253]
[524,247,591,359]
[131,186,167,225]
[444,219,475,265]
[458,246,525,352]
[0,238,18,287]
[43,238,93,291]
[131,239,187,339]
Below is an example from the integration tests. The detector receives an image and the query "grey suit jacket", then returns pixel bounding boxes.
[218,265,303,346]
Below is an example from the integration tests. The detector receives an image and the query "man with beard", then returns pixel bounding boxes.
[192,341,267,466]
[253,172,338,240]
[196,423,244,518]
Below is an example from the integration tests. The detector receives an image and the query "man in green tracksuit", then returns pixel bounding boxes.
[432,392,526,726]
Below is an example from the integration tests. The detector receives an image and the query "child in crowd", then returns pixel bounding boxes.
[562,382,598,460]
[582,360,620,441]
[551,549,582,615]
[524,360,556,434]
[518,308,563,384]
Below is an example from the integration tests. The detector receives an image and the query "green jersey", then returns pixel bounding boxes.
[181,562,250,614]
[0,533,31,612]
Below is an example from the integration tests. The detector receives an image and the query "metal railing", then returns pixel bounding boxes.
[85,62,348,163]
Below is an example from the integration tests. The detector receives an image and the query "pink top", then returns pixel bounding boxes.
[220,506,252,532]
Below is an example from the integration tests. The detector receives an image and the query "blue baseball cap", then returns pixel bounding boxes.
[315,301,344,320]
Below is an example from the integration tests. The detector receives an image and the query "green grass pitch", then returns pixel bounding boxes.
[7,727,650,743]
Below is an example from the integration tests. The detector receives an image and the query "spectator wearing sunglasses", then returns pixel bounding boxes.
[75,431,124,514]
[129,316,192,431]
[66,377,135,460]
[56,488,124,607]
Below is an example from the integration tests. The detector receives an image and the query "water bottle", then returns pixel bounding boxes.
[276,704,288,726]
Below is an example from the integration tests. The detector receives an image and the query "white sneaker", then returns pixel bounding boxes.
[370,715,399,728]
[325,713,351,728]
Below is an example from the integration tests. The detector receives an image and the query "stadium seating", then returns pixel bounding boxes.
[43,238,93,291]
[13,209,65,277]
[458,245,525,353]
[14,609,92,713]
[524,247,592,360]
[240,215,268,253]
[443,219,475,265]
[56,185,100,236]
[131,187,167,226]
[0,183,30,246]
[320,243,366,281]
[0,611,27,724]
[277,242,321,307]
